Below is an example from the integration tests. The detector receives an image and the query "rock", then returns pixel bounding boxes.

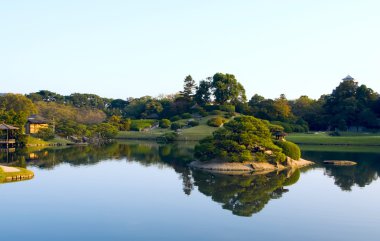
[323,160,357,166]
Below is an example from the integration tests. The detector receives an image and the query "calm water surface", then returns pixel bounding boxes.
[1,142,380,241]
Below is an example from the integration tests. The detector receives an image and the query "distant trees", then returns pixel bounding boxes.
[324,79,379,130]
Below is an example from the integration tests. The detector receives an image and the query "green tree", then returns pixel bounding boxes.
[195,116,286,163]
[211,73,246,105]
[182,75,196,100]
[194,78,212,106]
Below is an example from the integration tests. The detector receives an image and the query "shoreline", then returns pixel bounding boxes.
[189,157,314,175]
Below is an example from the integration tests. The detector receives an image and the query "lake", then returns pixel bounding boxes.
[1,141,380,241]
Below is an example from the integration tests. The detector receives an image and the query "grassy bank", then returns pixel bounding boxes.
[0,166,34,183]
[287,132,380,146]
[26,136,73,146]
[115,115,221,141]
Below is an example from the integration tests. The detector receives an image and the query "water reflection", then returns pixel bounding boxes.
[1,142,380,216]
[193,169,300,217]
[302,147,380,191]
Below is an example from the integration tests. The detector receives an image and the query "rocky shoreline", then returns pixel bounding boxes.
[189,157,314,175]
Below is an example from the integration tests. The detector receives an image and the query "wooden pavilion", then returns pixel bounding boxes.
[0,123,19,148]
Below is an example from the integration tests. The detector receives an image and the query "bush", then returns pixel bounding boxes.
[171,122,184,130]
[159,119,171,128]
[224,112,235,118]
[130,119,155,131]
[220,104,235,113]
[188,120,199,127]
[181,113,192,119]
[207,117,226,127]
[161,132,178,142]
[211,110,222,115]
[170,115,181,122]
[199,110,208,117]
[35,127,55,141]
[274,140,301,160]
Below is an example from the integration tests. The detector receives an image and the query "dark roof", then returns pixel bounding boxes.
[342,75,354,81]
[0,123,19,130]
[27,115,49,124]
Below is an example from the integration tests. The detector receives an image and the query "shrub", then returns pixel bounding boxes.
[161,132,178,142]
[130,119,155,131]
[159,119,171,128]
[171,122,184,130]
[274,140,301,160]
[181,113,192,119]
[220,104,235,113]
[211,110,222,115]
[224,112,235,118]
[170,115,181,122]
[207,117,226,127]
[188,120,199,127]
[35,127,55,141]
[199,110,208,117]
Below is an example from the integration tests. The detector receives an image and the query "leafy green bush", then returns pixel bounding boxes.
[211,110,222,115]
[224,112,235,118]
[161,132,178,142]
[130,119,155,131]
[170,115,181,122]
[207,117,226,127]
[159,119,171,128]
[220,104,235,113]
[188,120,199,127]
[171,122,184,130]
[274,140,301,160]
[181,113,192,119]
[35,127,55,141]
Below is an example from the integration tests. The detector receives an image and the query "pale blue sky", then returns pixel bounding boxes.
[1,0,379,100]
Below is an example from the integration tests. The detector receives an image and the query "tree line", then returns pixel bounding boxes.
[1,73,380,143]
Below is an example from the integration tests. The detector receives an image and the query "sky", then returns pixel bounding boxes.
[1,0,379,100]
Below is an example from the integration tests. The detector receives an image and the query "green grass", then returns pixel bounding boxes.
[287,132,380,146]
[26,135,74,146]
[115,115,225,141]
[0,166,34,184]
[298,144,380,153]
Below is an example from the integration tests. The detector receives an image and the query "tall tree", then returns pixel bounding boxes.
[182,75,196,100]
[194,78,212,106]
[211,73,246,105]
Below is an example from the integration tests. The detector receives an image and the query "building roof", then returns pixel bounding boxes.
[0,123,19,130]
[342,75,354,81]
[27,115,49,124]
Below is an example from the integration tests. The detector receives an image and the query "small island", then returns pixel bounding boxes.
[190,116,314,174]
[0,165,34,183]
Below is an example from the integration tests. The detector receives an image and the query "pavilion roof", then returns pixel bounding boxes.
[342,75,354,81]
[0,123,19,130]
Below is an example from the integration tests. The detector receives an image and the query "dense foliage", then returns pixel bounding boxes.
[273,140,301,160]
[194,116,286,163]
[207,117,227,127]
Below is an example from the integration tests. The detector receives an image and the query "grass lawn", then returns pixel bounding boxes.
[115,115,223,141]
[26,135,74,146]
[287,132,380,146]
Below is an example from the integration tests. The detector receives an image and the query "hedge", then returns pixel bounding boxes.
[274,140,301,160]
[159,119,171,128]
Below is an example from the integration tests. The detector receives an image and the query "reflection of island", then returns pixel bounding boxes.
[192,169,300,217]
[302,150,380,191]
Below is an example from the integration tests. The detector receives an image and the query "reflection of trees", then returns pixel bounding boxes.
[303,150,380,191]
[0,141,196,195]
[192,169,300,217]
